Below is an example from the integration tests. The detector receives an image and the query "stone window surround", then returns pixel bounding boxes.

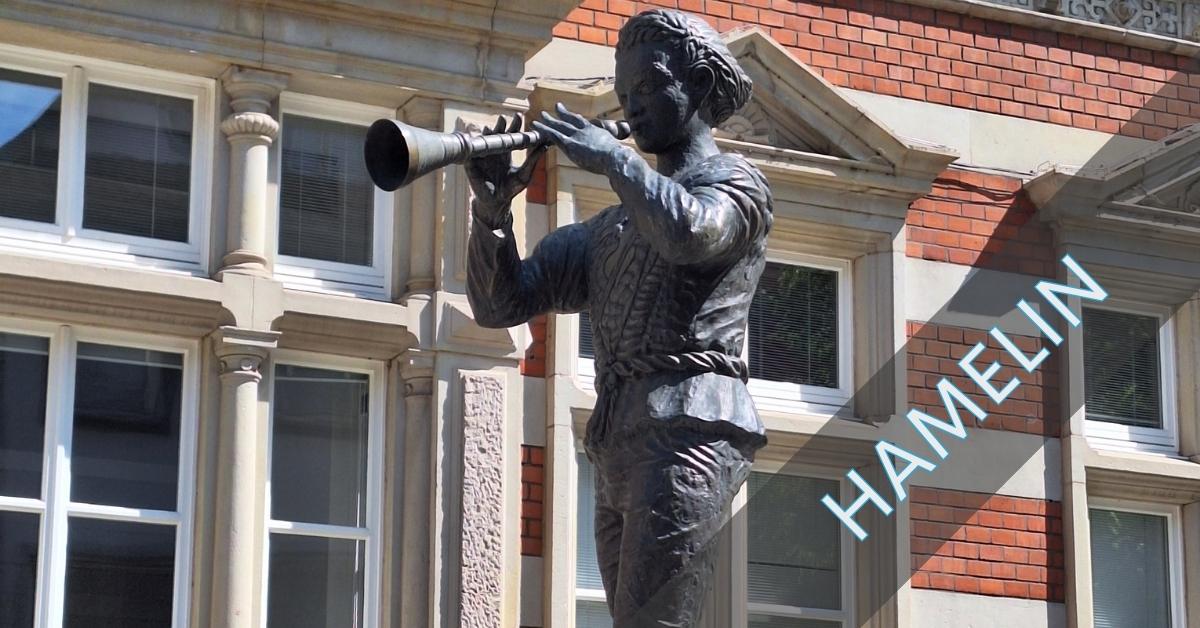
[0,315,200,628]
[262,349,388,628]
[0,42,215,274]
[1081,300,1180,455]
[270,93,396,300]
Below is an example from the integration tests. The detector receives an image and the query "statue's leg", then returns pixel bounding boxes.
[608,426,752,628]
[594,491,624,614]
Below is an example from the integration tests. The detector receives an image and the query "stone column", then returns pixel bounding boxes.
[211,327,279,628]
[218,66,288,277]
[398,351,435,628]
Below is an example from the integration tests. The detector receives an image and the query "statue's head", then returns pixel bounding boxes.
[615,9,752,154]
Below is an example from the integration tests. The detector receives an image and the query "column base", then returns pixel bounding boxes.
[217,250,270,279]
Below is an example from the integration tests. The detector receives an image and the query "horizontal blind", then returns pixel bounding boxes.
[1090,508,1171,628]
[0,68,61,224]
[279,114,373,266]
[84,83,192,242]
[579,311,595,359]
[1082,308,1162,428]
[747,472,841,611]
[748,263,839,388]
[576,454,605,591]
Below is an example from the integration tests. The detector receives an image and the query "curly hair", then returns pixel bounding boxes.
[616,9,752,127]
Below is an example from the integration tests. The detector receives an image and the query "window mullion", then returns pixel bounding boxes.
[35,325,76,628]
[57,66,87,242]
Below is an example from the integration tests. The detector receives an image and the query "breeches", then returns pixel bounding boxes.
[587,423,753,628]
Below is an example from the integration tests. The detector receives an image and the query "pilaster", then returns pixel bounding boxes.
[396,350,436,628]
[217,66,288,278]
[210,326,279,628]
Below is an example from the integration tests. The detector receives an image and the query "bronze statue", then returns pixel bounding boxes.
[465,9,771,627]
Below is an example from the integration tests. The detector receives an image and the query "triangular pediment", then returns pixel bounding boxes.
[1026,125,1200,236]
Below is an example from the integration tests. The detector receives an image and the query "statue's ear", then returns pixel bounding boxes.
[687,65,716,118]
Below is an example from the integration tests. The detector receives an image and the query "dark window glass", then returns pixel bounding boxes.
[0,68,60,223]
[0,510,39,628]
[1090,508,1171,628]
[0,333,49,498]
[1083,308,1162,429]
[747,473,841,610]
[279,115,374,266]
[748,263,839,388]
[267,534,365,628]
[83,84,192,242]
[579,311,594,359]
[71,343,182,510]
[64,518,175,628]
[271,365,369,527]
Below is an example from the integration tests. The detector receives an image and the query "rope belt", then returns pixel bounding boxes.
[587,349,749,447]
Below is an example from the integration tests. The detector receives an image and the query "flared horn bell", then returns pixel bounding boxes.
[364,119,468,192]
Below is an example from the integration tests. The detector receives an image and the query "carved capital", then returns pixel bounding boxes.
[221,111,280,142]
[213,326,280,382]
[398,350,434,397]
[216,351,266,382]
[220,65,289,115]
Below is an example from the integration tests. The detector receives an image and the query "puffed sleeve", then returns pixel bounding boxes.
[605,149,772,265]
[466,204,591,328]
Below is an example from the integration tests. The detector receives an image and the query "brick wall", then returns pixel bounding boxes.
[554,0,1200,139]
[521,315,549,378]
[522,445,546,556]
[906,169,1055,277]
[910,487,1065,601]
[907,321,1059,436]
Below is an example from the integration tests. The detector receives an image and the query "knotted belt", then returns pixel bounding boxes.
[586,349,749,447]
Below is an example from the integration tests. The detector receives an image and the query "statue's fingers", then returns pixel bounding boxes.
[555,102,589,128]
[515,144,547,184]
[538,111,575,134]
[532,120,567,146]
[508,114,523,134]
[493,114,507,135]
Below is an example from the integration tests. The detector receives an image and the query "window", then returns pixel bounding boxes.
[1082,305,1177,452]
[1089,503,1184,628]
[578,256,853,416]
[743,472,849,627]
[0,323,197,628]
[0,46,214,271]
[573,456,851,628]
[265,358,383,628]
[274,94,393,299]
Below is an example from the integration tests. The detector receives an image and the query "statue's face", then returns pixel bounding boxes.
[614,40,698,154]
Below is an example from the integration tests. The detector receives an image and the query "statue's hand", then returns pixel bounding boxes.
[464,113,546,228]
[533,103,627,175]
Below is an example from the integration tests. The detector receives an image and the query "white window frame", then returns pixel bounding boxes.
[733,461,854,628]
[273,93,395,300]
[0,44,215,274]
[744,252,854,417]
[1087,498,1187,628]
[1081,301,1178,454]
[261,350,386,628]
[0,316,199,628]
[574,252,854,418]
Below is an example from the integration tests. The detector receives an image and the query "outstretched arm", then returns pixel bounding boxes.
[466,210,590,328]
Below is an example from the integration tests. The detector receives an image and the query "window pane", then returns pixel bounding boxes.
[267,533,365,628]
[748,615,841,628]
[576,454,604,590]
[748,263,839,388]
[0,68,60,223]
[580,311,595,359]
[576,600,613,628]
[71,343,183,510]
[0,510,39,628]
[1090,508,1171,628]
[1083,308,1162,429]
[84,83,192,242]
[272,365,369,527]
[279,114,374,266]
[747,473,841,610]
[0,333,49,498]
[64,518,176,628]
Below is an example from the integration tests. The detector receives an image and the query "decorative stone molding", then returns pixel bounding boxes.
[458,372,506,628]
[400,350,435,397]
[987,0,1200,41]
[219,112,280,143]
[213,326,278,382]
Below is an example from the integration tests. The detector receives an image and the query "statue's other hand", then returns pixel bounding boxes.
[533,103,626,175]
[464,113,547,229]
